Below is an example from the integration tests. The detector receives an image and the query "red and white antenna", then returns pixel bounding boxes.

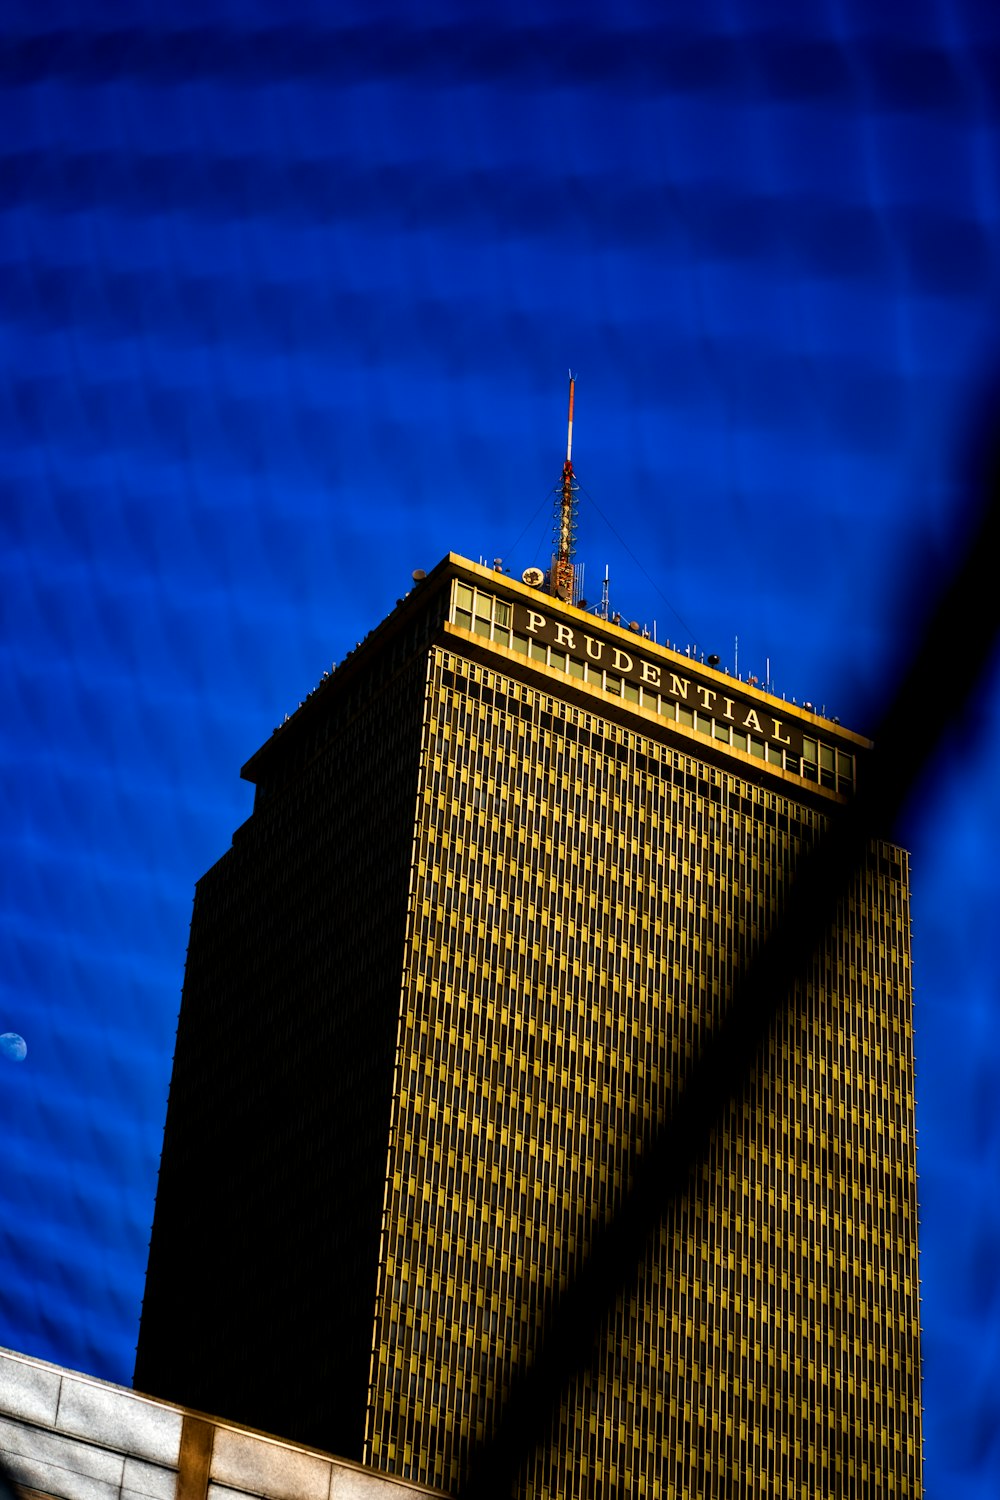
[550,372,579,603]
[565,373,575,466]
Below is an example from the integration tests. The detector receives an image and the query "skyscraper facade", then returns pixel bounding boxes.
[136,553,920,1499]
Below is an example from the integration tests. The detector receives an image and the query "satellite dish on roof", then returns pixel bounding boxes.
[411,569,426,582]
[522,567,545,588]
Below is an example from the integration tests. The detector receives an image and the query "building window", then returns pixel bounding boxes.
[838,751,855,795]
[820,743,835,789]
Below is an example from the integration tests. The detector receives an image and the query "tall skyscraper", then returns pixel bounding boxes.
[136,536,920,1496]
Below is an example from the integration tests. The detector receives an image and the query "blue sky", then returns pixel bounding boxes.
[2,3,1000,1493]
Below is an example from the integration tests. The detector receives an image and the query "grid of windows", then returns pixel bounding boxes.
[136,648,433,1455]
[364,643,918,1498]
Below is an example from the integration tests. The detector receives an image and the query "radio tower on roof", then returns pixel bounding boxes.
[549,372,580,604]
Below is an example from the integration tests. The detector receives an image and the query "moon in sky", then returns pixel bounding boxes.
[0,1033,27,1063]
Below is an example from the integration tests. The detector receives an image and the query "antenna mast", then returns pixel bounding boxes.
[549,372,579,603]
[598,564,610,621]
